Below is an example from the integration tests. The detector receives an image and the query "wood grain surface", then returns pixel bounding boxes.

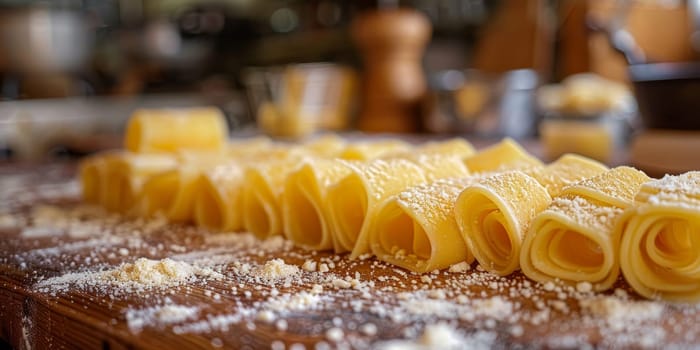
[1,161,699,349]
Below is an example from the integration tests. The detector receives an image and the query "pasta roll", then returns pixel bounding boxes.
[193,163,246,232]
[340,139,412,160]
[415,138,476,158]
[192,147,293,232]
[98,152,178,213]
[525,154,608,197]
[370,177,479,273]
[226,137,273,158]
[327,158,426,254]
[242,157,304,239]
[138,163,210,222]
[283,158,353,250]
[343,156,468,258]
[618,172,700,302]
[124,107,227,153]
[79,152,113,204]
[299,134,347,157]
[456,171,552,276]
[520,166,650,291]
[464,138,542,173]
[401,155,470,182]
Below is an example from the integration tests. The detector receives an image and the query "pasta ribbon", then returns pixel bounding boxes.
[464,138,542,173]
[327,158,426,254]
[339,139,411,160]
[456,154,607,276]
[456,171,551,276]
[242,157,304,239]
[125,107,227,153]
[370,177,478,273]
[96,152,178,213]
[618,172,700,302]
[525,154,608,197]
[283,158,353,250]
[520,166,650,291]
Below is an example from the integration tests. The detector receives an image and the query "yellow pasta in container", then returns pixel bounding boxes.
[520,166,650,291]
[618,172,700,302]
[124,107,228,153]
[464,138,542,173]
[283,158,353,250]
[370,177,478,273]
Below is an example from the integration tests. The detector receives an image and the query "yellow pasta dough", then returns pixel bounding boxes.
[340,139,412,160]
[298,134,347,157]
[370,177,478,273]
[283,158,353,250]
[524,154,608,197]
[456,171,552,276]
[79,152,111,204]
[464,138,543,173]
[520,166,650,291]
[192,144,295,232]
[456,154,607,276]
[94,152,178,213]
[618,172,700,302]
[242,156,304,239]
[193,163,246,232]
[414,138,476,159]
[327,158,426,254]
[350,155,469,259]
[124,107,227,153]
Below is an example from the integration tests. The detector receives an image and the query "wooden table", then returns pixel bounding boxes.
[1,161,698,349]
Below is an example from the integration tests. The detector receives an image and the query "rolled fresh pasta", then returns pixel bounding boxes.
[520,166,650,291]
[464,138,542,173]
[299,134,347,157]
[192,145,294,232]
[98,152,178,213]
[124,107,227,153]
[193,163,246,232]
[456,154,608,276]
[456,171,552,276]
[283,158,353,250]
[242,156,304,239]
[524,154,608,197]
[415,138,475,159]
[138,163,207,222]
[340,139,411,160]
[327,158,426,254]
[79,152,112,204]
[370,177,479,273]
[344,156,471,258]
[618,172,700,302]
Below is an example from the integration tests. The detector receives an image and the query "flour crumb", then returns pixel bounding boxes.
[302,260,317,272]
[326,327,344,342]
[255,259,300,280]
[448,261,471,273]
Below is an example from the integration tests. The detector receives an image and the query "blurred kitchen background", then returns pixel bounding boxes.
[1,0,699,175]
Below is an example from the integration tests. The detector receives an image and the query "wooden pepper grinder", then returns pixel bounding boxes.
[351,7,431,133]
